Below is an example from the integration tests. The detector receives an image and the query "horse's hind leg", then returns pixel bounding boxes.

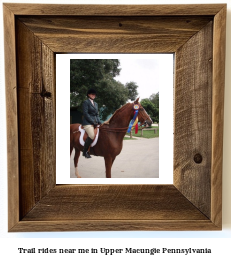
[74,149,81,178]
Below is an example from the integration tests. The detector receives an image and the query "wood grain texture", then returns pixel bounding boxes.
[174,22,213,218]
[18,16,213,53]
[13,185,219,232]
[211,5,226,228]
[3,4,19,231]
[16,19,56,219]
[3,3,225,16]
[3,3,226,231]
[11,220,218,232]
[22,185,207,221]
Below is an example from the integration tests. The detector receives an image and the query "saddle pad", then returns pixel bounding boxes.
[79,125,99,147]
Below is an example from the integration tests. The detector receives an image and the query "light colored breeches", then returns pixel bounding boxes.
[83,125,95,140]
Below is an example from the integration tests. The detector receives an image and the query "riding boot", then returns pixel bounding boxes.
[82,137,93,158]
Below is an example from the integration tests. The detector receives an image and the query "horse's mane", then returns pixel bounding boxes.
[103,102,131,125]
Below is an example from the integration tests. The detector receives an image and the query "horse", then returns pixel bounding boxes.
[70,98,153,178]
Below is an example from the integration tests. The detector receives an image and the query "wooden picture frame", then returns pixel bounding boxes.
[4,3,226,231]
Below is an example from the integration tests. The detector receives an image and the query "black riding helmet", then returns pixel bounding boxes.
[87,89,97,97]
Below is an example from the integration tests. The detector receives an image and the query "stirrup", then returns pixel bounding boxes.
[85,151,91,158]
[82,151,91,158]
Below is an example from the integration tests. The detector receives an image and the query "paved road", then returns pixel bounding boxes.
[70,137,159,178]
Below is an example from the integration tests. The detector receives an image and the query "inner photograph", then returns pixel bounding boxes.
[56,54,173,184]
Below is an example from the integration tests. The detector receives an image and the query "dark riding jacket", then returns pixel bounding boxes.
[82,99,102,126]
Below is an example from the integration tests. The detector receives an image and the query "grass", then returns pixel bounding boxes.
[125,126,159,139]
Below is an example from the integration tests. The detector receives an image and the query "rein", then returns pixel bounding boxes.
[99,126,128,133]
[99,103,141,133]
[72,101,149,134]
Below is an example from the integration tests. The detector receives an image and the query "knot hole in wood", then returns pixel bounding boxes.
[40,90,52,99]
[194,153,203,164]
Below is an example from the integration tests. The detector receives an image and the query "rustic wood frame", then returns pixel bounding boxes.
[4,4,226,232]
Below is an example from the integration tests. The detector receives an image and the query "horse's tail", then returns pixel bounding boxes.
[70,123,81,156]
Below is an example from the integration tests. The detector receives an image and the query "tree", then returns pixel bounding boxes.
[70,59,121,106]
[149,92,159,108]
[140,92,159,123]
[70,59,139,120]
[95,78,129,119]
[125,82,139,101]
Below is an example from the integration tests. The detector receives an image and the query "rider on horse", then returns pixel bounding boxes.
[82,89,102,158]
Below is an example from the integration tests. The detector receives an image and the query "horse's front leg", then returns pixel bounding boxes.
[74,149,81,178]
[104,156,115,178]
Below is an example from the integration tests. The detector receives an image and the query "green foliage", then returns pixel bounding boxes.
[126,127,159,139]
[149,92,159,108]
[141,92,159,123]
[70,59,139,120]
[125,82,139,101]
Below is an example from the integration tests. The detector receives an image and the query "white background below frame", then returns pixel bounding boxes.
[56,54,173,184]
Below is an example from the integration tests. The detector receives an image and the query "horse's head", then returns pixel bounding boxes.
[133,98,153,126]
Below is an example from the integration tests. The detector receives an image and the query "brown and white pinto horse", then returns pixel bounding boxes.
[70,98,152,178]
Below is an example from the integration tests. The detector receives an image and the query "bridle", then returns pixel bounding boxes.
[138,106,152,125]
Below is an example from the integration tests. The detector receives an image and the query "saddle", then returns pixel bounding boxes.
[79,125,99,147]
